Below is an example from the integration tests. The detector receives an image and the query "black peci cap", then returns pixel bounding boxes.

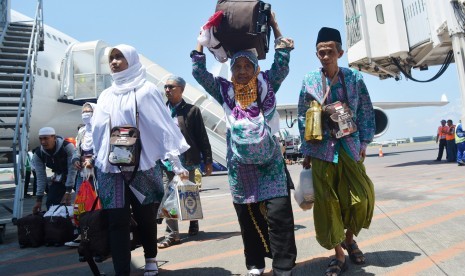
[316,27,342,46]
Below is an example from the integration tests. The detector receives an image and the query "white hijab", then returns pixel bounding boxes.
[92,44,190,173]
[81,102,96,152]
[109,44,146,94]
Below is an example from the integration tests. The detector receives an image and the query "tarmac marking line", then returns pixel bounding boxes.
[384,239,465,276]
[372,192,465,220]
[294,209,465,265]
[155,208,465,271]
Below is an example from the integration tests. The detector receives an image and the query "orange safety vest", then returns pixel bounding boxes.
[446,125,456,141]
[438,126,448,139]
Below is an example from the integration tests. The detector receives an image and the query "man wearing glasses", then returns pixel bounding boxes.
[158,75,213,248]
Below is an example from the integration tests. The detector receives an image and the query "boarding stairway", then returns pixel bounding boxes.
[0,22,33,168]
[0,0,43,226]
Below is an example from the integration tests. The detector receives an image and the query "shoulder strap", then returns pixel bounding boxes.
[134,89,139,128]
[321,68,341,104]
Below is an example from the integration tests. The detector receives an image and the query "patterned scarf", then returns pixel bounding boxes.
[232,66,261,109]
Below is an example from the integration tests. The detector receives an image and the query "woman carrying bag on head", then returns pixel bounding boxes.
[92,44,189,276]
[191,12,296,276]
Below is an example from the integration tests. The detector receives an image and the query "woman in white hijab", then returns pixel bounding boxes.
[65,102,96,248]
[92,44,189,276]
[72,102,96,191]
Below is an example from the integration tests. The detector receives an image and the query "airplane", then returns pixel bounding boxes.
[0,3,450,221]
[1,7,449,166]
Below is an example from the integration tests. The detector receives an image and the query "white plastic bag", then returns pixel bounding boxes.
[44,204,73,218]
[157,175,203,221]
[158,176,181,220]
[294,168,314,210]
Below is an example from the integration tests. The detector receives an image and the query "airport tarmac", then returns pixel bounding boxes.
[0,142,464,275]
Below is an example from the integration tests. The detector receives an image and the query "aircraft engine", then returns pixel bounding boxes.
[373,107,389,138]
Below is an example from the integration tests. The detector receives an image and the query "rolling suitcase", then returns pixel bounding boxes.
[17,212,45,248]
[214,0,271,60]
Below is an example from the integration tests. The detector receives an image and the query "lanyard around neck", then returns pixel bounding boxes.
[321,68,340,105]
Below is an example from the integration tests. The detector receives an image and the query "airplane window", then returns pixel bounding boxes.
[57,74,61,81]
[52,35,57,41]
[64,40,68,45]
[46,32,51,38]
[58,37,63,43]
[44,70,48,78]
[51,72,55,79]
[36,68,41,76]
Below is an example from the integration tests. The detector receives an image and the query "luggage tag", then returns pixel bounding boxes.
[109,146,133,164]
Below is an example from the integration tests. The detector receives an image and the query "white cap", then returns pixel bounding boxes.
[38,127,56,136]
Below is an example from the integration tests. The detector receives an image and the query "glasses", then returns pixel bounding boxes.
[164,85,180,90]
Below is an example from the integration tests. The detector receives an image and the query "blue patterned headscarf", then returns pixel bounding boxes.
[230,50,259,73]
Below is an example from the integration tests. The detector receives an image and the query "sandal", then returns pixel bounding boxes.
[144,258,158,276]
[341,240,366,264]
[325,258,347,276]
[157,236,181,249]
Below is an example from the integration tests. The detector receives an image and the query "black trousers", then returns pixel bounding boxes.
[24,170,37,196]
[437,138,447,160]
[234,195,297,274]
[106,185,159,276]
[45,181,66,209]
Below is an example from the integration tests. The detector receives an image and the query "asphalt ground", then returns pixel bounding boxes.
[0,141,464,275]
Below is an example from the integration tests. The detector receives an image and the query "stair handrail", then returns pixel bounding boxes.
[11,0,43,223]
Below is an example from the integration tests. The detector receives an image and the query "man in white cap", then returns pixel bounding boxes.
[32,127,77,213]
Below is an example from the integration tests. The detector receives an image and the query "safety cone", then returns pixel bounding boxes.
[378,146,384,157]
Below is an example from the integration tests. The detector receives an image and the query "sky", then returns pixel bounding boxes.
[10,0,463,141]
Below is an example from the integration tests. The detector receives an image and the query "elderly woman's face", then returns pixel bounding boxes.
[109,49,128,73]
[231,57,255,84]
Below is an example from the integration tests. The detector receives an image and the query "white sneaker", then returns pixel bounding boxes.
[247,268,264,275]
[65,239,81,247]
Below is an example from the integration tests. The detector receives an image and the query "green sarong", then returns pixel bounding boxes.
[312,148,375,250]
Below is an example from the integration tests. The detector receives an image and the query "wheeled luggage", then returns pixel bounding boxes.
[43,205,75,246]
[17,212,45,248]
[214,0,271,60]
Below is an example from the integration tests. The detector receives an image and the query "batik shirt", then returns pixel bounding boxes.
[298,67,375,163]
[192,49,291,204]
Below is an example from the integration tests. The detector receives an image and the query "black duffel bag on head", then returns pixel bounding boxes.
[17,212,45,248]
[214,0,271,60]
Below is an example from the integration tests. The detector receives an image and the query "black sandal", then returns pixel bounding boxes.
[157,237,181,249]
[341,240,366,264]
[325,258,347,276]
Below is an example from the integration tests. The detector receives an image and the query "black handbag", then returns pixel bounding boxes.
[108,91,141,184]
[17,212,45,248]
[78,196,140,276]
